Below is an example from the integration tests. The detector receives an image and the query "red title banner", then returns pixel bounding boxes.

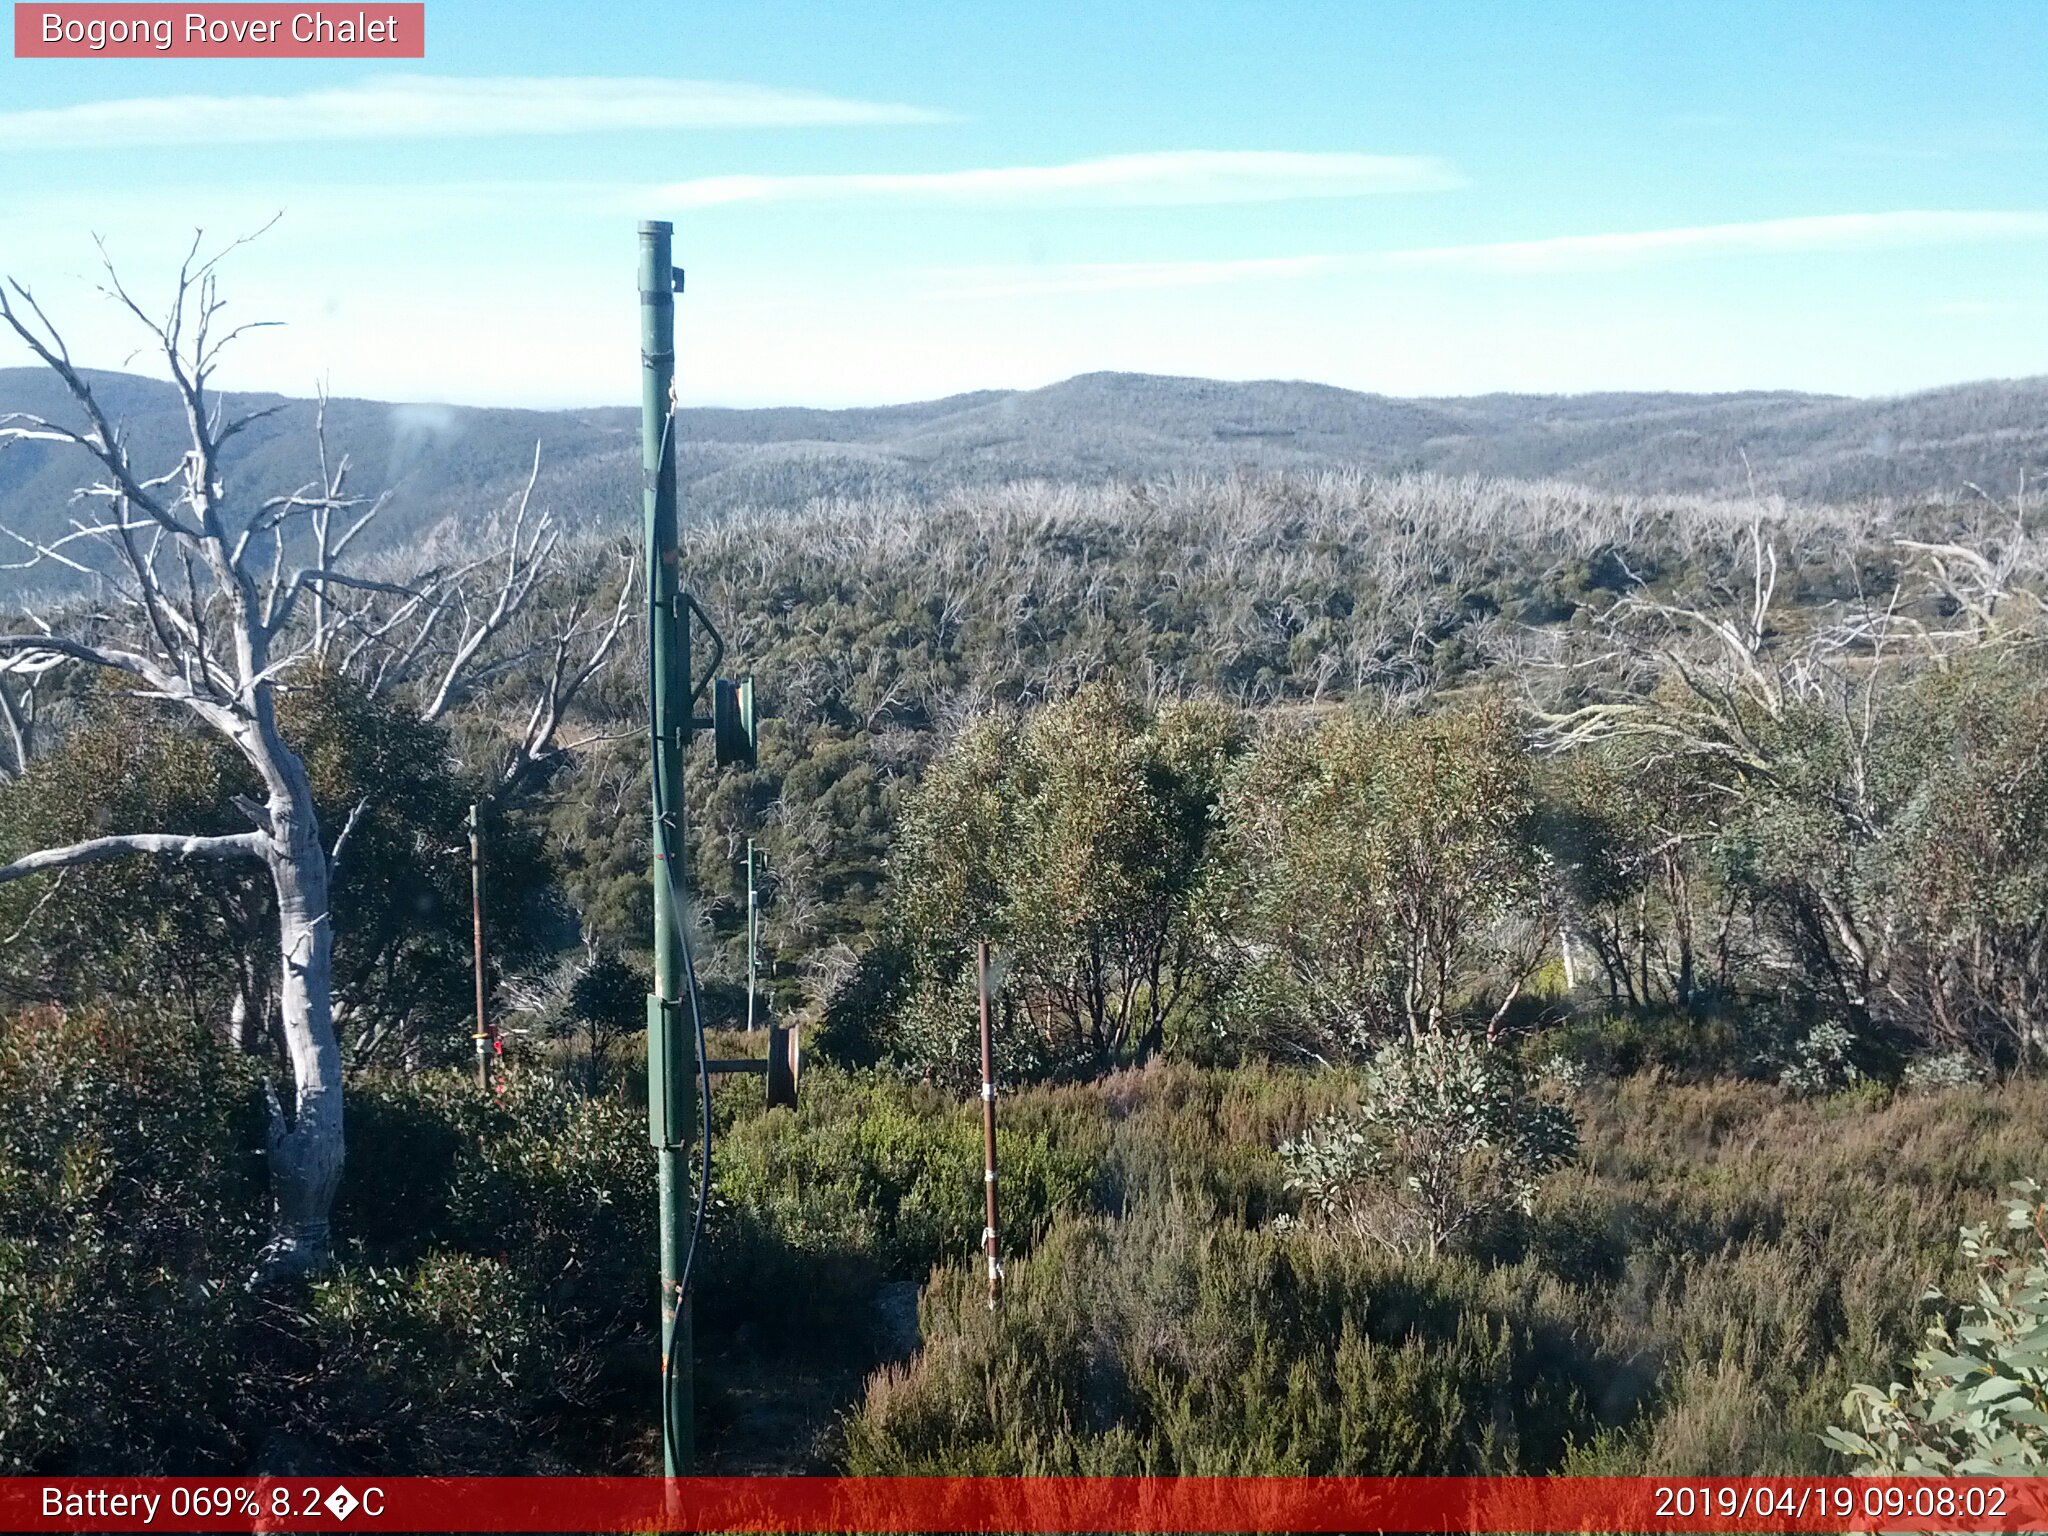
[14,3,422,56]
[2,1477,2046,1533]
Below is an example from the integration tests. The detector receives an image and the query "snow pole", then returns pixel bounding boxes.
[979,941,1001,1310]
[468,803,490,1090]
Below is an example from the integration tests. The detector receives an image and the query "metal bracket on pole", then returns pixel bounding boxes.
[680,591,725,708]
[701,1023,800,1110]
[712,677,757,769]
[645,994,694,1148]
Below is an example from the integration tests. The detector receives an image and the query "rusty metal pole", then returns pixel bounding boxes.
[745,837,758,1033]
[469,802,490,1090]
[978,940,1001,1310]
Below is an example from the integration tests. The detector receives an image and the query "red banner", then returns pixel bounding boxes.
[13,4,423,57]
[2,1477,2047,1533]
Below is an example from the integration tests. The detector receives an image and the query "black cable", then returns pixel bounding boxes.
[647,407,713,1469]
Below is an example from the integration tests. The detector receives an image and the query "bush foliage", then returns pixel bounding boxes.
[1280,1031,1578,1257]
[6,468,2048,1474]
[1825,1181,2048,1473]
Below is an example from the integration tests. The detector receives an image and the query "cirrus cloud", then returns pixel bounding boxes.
[930,255,1347,298]
[927,210,2048,295]
[1384,210,2048,273]
[0,75,949,150]
[652,150,1463,209]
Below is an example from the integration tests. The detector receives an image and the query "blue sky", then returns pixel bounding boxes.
[2,1,2045,406]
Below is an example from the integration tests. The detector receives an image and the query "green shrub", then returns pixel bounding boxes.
[0,1006,261,1472]
[1824,1180,2048,1473]
[281,1252,587,1473]
[1547,1004,1761,1081]
[846,1204,1623,1474]
[1776,1020,1865,1096]
[288,1066,654,1471]
[1560,1075,2048,1472]
[704,1067,1103,1347]
[1901,1051,1987,1092]
[845,1065,2048,1479]
[1280,1031,1578,1257]
[1,1010,660,1474]
[1204,699,1545,1061]
[876,687,1242,1083]
[339,1065,652,1325]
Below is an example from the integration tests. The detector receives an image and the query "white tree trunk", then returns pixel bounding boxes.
[251,744,345,1283]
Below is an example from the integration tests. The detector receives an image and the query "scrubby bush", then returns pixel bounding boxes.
[1,1004,657,1473]
[1876,660,2048,1067]
[1901,1050,1987,1092]
[1279,1030,1578,1257]
[1776,1020,1864,1097]
[704,1067,1103,1347]
[846,1204,1624,1475]
[282,1253,581,1473]
[339,1066,650,1306]
[859,685,1242,1084]
[279,1065,660,1470]
[1546,1003,1762,1081]
[849,1066,2048,1479]
[0,1007,261,1472]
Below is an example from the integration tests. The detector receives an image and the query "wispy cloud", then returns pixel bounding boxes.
[934,210,2048,294]
[1385,211,2048,272]
[1928,297,2048,318]
[0,75,947,149]
[932,255,1347,298]
[652,151,1462,209]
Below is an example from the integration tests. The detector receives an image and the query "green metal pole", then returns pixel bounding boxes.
[640,219,694,1476]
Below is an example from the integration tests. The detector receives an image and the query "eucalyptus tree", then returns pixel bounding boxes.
[0,241,628,1277]
[1531,516,2048,1061]
[1205,698,1548,1061]
[877,684,1240,1080]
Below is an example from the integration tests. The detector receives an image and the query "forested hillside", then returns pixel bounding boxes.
[6,366,2048,600]
[5,358,2048,1474]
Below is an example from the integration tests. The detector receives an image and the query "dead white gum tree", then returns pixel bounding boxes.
[0,237,630,1281]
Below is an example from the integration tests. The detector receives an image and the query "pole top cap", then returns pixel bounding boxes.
[639,219,674,236]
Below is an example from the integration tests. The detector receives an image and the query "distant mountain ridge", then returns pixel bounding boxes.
[2,367,2044,594]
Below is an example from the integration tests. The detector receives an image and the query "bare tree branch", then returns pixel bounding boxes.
[419,441,556,723]
[0,290,201,538]
[493,552,638,799]
[327,797,369,880]
[0,829,266,887]
[0,674,29,779]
